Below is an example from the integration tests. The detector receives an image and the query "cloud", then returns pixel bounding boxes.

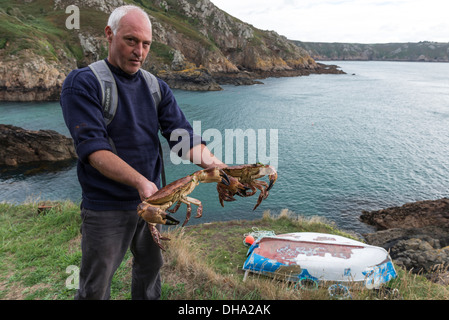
[210,0,449,43]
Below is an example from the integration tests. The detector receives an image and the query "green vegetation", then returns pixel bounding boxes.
[0,0,89,62]
[0,201,82,299]
[150,41,175,65]
[1,201,448,300]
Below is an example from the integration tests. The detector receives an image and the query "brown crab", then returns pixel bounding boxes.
[137,166,230,250]
[217,163,278,210]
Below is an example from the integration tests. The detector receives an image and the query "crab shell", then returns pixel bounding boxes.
[145,175,199,209]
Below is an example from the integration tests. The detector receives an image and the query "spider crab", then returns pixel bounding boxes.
[137,166,230,250]
[217,163,278,210]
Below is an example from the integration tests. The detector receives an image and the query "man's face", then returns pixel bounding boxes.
[106,10,152,75]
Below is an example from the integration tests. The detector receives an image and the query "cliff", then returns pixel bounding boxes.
[0,0,342,101]
[294,41,449,62]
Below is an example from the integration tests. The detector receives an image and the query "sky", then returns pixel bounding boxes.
[210,0,448,44]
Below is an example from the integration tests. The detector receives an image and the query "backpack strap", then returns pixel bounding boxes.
[88,60,166,187]
[88,60,118,126]
[140,69,162,118]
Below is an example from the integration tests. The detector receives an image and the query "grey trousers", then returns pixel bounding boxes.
[75,208,163,300]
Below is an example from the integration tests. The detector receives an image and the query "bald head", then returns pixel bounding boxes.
[105,5,153,74]
[108,5,152,35]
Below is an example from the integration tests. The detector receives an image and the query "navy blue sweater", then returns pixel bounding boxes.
[60,60,204,211]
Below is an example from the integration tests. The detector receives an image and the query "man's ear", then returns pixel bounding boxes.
[105,26,113,42]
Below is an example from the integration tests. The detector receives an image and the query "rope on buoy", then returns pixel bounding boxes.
[243,227,276,246]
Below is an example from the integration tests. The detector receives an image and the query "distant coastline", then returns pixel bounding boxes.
[293,41,449,62]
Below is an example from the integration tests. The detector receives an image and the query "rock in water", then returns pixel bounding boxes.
[0,124,77,166]
[361,199,449,278]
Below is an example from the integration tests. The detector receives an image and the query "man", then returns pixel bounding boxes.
[60,5,225,300]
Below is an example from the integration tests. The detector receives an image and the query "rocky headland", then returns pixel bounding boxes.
[0,0,345,102]
[361,198,449,284]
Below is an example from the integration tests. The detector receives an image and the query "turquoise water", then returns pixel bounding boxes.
[1,61,448,234]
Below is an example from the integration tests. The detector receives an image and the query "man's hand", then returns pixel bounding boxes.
[186,144,227,169]
[137,179,159,201]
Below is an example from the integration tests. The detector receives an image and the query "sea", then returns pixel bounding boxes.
[1,61,448,235]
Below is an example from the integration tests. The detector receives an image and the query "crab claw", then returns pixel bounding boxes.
[217,168,231,186]
[196,167,230,185]
[137,202,180,226]
[217,175,246,206]
[221,170,230,185]
[216,164,278,209]
[267,170,278,192]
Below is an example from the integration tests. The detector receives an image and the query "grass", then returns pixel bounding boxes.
[0,201,448,300]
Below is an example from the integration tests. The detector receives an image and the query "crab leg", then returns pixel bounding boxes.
[177,196,203,227]
[168,201,182,214]
[260,166,278,191]
[147,223,170,251]
[252,181,269,210]
[185,196,203,219]
[183,202,192,227]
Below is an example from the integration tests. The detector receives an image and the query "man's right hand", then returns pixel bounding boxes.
[137,179,159,201]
